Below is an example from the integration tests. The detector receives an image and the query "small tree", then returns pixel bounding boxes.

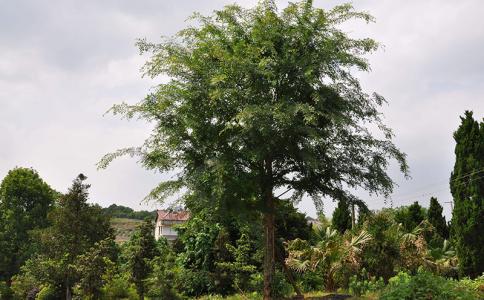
[427,197,449,239]
[29,174,114,299]
[0,168,56,283]
[450,111,484,278]
[75,238,117,299]
[124,219,159,300]
[332,199,352,234]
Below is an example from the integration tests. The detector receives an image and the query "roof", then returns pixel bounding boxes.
[156,210,190,222]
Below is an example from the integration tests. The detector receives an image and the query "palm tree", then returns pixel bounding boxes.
[286,228,371,291]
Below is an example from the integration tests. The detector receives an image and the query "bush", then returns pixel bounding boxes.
[457,275,484,298]
[36,285,57,300]
[248,271,293,298]
[0,282,13,300]
[101,274,138,300]
[380,271,479,300]
[349,268,385,296]
[299,271,324,292]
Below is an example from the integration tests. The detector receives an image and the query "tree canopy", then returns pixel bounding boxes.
[100,1,408,298]
[0,167,56,282]
[450,111,484,278]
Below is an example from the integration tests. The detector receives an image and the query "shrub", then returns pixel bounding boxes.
[36,285,57,300]
[0,282,13,300]
[248,271,293,298]
[380,271,479,300]
[349,268,385,296]
[457,275,484,298]
[100,274,138,300]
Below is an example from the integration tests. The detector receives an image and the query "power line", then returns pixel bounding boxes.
[389,167,484,200]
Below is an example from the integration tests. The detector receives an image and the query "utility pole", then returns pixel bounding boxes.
[445,201,454,211]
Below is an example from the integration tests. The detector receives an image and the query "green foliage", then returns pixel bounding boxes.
[123,218,159,299]
[394,202,426,232]
[348,268,384,297]
[380,270,479,300]
[286,228,372,291]
[217,233,258,292]
[247,271,293,298]
[74,238,117,299]
[16,174,114,298]
[361,210,401,281]
[36,285,57,300]
[0,281,13,300]
[99,1,408,296]
[100,273,138,300]
[450,111,484,278]
[0,167,56,281]
[427,197,449,239]
[457,275,484,298]
[103,204,156,220]
[146,256,183,300]
[332,199,352,234]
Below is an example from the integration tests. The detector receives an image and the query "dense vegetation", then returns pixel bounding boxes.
[0,1,482,300]
[99,1,408,298]
[102,204,156,220]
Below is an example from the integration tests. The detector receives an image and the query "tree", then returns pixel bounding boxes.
[394,202,425,232]
[450,111,484,278]
[124,219,159,300]
[0,167,56,283]
[30,174,114,299]
[286,228,372,291]
[74,238,117,299]
[99,1,408,298]
[332,199,352,234]
[427,197,449,239]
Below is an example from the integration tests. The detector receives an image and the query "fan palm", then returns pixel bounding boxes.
[286,228,371,291]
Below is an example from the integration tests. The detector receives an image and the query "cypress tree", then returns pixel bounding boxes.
[407,201,425,230]
[450,111,484,278]
[332,199,352,234]
[427,197,449,239]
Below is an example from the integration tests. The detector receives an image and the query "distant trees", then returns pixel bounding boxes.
[332,199,352,234]
[103,204,156,220]
[427,197,449,239]
[450,111,484,278]
[0,167,56,283]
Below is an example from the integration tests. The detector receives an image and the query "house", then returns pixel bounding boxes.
[154,209,190,241]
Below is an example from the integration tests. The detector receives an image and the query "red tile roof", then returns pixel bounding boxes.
[156,210,190,222]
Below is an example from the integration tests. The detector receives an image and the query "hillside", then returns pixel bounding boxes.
[110,217,144,243]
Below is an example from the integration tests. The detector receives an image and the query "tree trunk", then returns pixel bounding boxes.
[65,285,72,300]
[277,246,303,297]
[263,158,275,300]
[263,198,275,300]
[351,203,355,229]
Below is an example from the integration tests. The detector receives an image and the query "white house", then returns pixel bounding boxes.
[154,209,190,241]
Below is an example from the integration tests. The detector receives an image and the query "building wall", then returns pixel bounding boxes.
[155,219,184,241]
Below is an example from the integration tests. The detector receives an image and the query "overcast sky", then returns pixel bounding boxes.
[1,0,482,219]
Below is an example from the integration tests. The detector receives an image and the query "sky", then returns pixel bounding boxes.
[0,0,483,219]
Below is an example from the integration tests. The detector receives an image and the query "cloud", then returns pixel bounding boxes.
[0,0,482,218]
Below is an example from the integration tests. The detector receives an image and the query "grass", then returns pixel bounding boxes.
[196,291,379,299]
[110,217,143,243]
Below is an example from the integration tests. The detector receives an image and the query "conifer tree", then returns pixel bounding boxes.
[450,111,484,278]
[332,199,352,234]
[125,219,159,300]
[427,197,448,239]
